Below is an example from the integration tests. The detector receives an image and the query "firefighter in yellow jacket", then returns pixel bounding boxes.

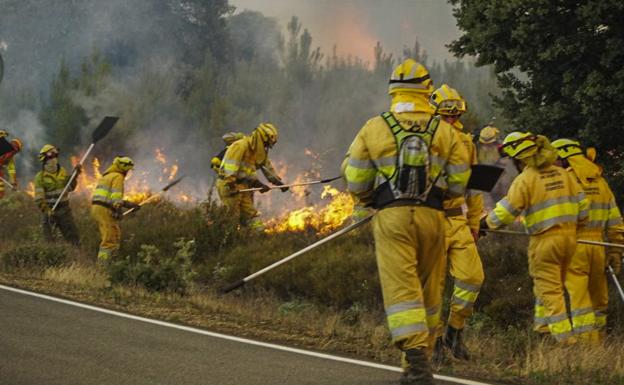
[218,123,287,230]
[344,59,471,385]
[91,157,139,263]
[552,138,624,340]
[34,144,80,245]
[429,85,484,360]
[482,132,589,343]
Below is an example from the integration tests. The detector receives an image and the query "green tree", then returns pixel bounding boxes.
[448,0,624,191]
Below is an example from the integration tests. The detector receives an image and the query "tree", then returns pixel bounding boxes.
[448,0,624,191]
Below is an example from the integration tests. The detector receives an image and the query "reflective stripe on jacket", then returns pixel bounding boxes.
[92,165,125,208]
[487,165,589,235]
[34,166,75,209]
[220,135,276,185]
[344,111,471,207]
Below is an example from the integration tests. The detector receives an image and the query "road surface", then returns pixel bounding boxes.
[0,285,489,385]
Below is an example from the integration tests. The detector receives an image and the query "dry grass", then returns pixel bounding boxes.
[43,263,109,289]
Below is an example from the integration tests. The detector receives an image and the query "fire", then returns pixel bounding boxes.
[264,185,354,235]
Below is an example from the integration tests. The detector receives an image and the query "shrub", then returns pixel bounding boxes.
[1,242,69,271]
[108,239,198,293]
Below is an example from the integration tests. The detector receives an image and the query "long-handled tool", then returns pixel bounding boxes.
[237,175,342,193]
[484,228,624,249]
[607,265,624,303]
[123,175,185,216]
[0,175,16,190]
[52,116,119,211]
[221,214,373,293]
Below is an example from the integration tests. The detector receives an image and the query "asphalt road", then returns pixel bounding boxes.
[0,286,485,385]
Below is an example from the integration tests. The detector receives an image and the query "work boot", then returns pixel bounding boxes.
[443,326,470,361]
[400,348,434,385]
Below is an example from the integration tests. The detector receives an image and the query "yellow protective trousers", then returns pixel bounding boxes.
[217,179,263,230]
[444,215,484,330]
[529,231,575,342]
[91,205,121,261]
[570,231,607,335]
[373,205,446,354]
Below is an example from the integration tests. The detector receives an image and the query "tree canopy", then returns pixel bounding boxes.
[449,0,624,191]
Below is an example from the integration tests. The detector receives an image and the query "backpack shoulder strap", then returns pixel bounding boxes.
[381,112,403,136]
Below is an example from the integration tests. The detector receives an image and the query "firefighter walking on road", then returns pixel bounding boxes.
[429,85,484,360]
[34,144,81,245]
[91,157,139,264]
[344,59,471,385]
[552,138,624,341]
[482,132,588,343]
[218,123,288,230]
[0,130,22,198]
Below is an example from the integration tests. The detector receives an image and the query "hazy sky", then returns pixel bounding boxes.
[229,0,461,63]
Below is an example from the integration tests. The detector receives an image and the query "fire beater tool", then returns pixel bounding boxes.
[52,117,119,211]
[485,228,624,302]
[123,175,185,216]
[0,175,16,190]
[237,175,342,193]
[221,214,373,293]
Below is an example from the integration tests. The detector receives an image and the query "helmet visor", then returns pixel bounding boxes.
[437,99,467,115]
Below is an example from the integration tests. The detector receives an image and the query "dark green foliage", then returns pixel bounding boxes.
[449,0,624,194]
[1,242,68,271]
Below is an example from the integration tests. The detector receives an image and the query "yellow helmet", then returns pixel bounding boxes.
[388,59,433,95]
[255,123,278,147]
[113,156,135,172]
[479,125,500,144]
[586,147,597,162]
[38,144,59,162]
[551,138,584,160]
[429,84,467,116]
[0,130,8,138]
[501,132,538,159]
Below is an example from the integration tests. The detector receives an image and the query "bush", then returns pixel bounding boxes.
[1,242,69,271]
[108,239,198,293]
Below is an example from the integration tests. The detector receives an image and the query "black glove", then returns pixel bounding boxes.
[252,180,270,193]
[479,217,489,237]
[123,201,141,210]
[274,180,289,192]
[74,164,83,175]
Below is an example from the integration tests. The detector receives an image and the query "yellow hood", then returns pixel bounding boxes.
[568,154,602,186]
[390,92,435,114]
[103,163,125,176]
[249,131,268,166]
[523,135,558,169]
[452,119,464,131]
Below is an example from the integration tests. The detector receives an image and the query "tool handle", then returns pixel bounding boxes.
[52,143,95,211]
[221,279,246,294]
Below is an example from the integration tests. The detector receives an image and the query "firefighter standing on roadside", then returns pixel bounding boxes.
[482,132,588,343]
[344,59,471,385]
[0,130,22,198]
[91,157,139,264]
[218,123,288,231]
[429,85,484,360]
[552,138,624,341]
[34,144,81,245]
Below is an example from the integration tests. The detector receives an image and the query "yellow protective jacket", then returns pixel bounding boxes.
[91,164,126,209]
[0,156,16,182]
[487,163,589,235]
[344,94,471,207]
[219,133,280,186]
[443,121,484,230]
[566,155,624,243]
[34,166,76,211]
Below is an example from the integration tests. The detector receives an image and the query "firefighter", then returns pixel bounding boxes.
[552,138,624,341]
[482,132,588,343]
[34,144,81,245]
[0,130,22,198]
[477,125,518,210]
[344,59,471,385]
[429,85,484,360]
[218,123,287,230]
[91,157,139,264]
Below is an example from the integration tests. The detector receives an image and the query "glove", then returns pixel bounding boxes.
[74,164,83,175]
[607,250,622,275]
[124,201,141,211]
[274,180,289,193]
[10,179,18,190]
[471,228,480,242]
[252,180,270,193]
[478,217,489,237]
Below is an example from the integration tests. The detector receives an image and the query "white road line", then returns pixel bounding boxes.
[0,284,490,385]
